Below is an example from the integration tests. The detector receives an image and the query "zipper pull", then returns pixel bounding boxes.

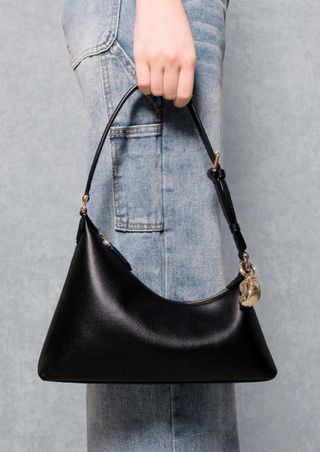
[98,233,132,271]
[99,233,111,248]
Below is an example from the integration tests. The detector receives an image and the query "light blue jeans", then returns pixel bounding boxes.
[62,0,240,450]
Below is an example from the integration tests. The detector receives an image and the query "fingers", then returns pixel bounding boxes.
[163,65,180,101]
[133,0,197,107]
[174,63,195,108]
[134,58,151,95]
[135,53,196,107]
[150,62,164,97]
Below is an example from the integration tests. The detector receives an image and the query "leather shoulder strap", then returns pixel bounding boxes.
[81,83,247,260]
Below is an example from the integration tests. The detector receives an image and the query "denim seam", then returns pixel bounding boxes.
[158,123,165,295]
[115,219,164,231]
[109,123,163,138]
[109,39,136,81]
[159,119,167,299]
[110,123,162,130]
[109,39,161,113]
[100,51,120,231]
[71,0,121,69]
[163,122,169,299]
[110,131,161,138]
[71,33,114,70]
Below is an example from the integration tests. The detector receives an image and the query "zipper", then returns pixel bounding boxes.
[98,232,111,248]
[98,232,132,271]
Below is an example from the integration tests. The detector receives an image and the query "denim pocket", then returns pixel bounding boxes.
[62,0,164,232]
[109,123,163,232]
[98,37,164,232]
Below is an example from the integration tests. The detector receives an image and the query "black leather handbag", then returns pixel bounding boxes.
[38,83,277,384]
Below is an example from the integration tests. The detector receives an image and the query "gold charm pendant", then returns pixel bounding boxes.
[238,255,261,307]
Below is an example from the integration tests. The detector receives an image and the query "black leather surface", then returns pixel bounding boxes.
[38,215,277,383]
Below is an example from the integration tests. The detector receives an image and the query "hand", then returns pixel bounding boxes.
[134,0,197,107]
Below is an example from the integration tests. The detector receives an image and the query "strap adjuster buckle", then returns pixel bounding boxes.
[211,151,221,173]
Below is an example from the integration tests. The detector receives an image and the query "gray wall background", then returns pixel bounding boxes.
[1,0,319,451]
